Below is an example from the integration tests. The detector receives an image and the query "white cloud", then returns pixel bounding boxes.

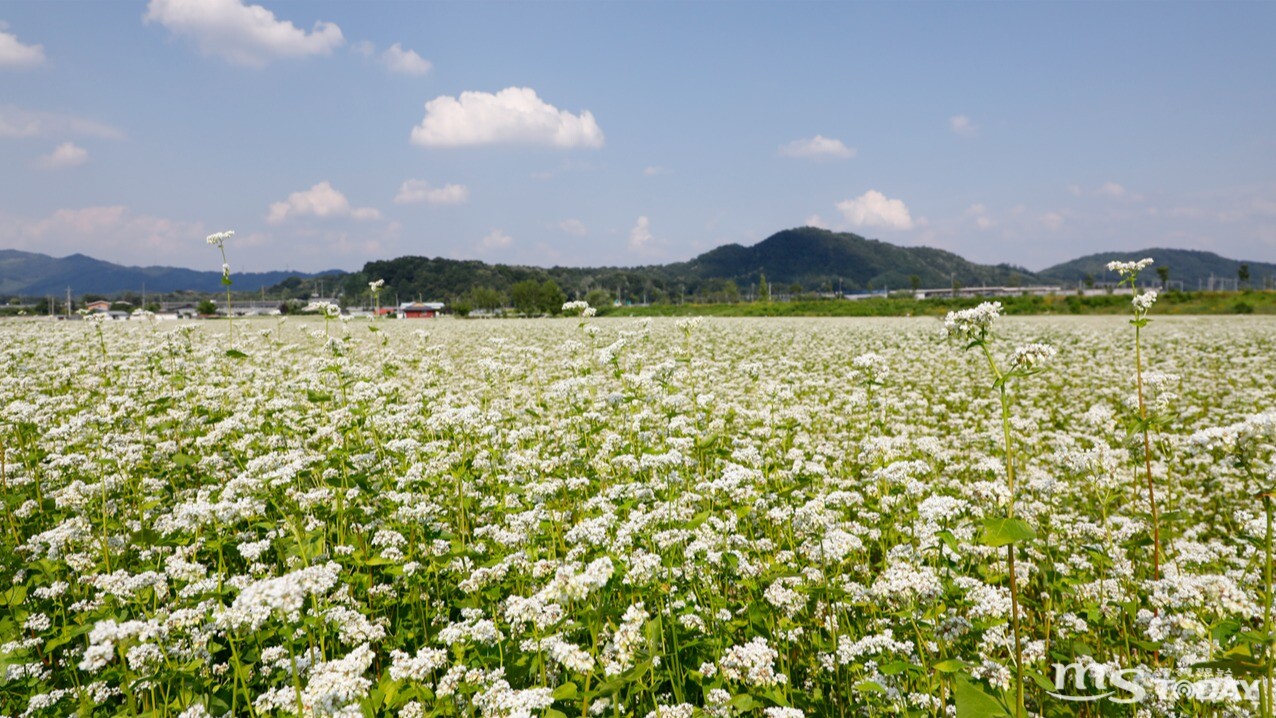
[35,142,88,170]
[964,203,995,230]
[779,135,856,160]
[558,218,587,236]
[1040,211,1065,230]
[803,214,830,230]
[381,43,430,75]
[949,115,979,137]
[267,182,379,224]
[835,190,915,231]
[628,216,654,251]
[0,106,124,139]
[0,205,205,265]
[393,179,468,205]
[1097,181,1127,198]
[144,0,344,67]
[643,166,668,176]
[481,229,512,249]
[410,87,604,149]
[0,23,45,68]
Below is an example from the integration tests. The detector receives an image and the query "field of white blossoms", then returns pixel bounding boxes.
[2,301,1275,717]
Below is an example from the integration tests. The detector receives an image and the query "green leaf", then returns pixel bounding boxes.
[954,676,1011,718]
[225,349,248,359]
[854,680,886,694]
[727,694,758,711]
[980,517,1036,547]
[0,585,27,607]
[935,530,961,554]
[172,453,196,467]
[552,683,577,700]
[933,659,966,674]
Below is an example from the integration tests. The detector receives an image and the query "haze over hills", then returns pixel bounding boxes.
[0,249,341,297]
[2,229,1272,300]
[1038,248,1276,289]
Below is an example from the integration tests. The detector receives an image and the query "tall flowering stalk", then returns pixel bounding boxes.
[1108,258,1163,580]
[369,279,385,318]
[945,301,1056,717]
[206,230,235,344]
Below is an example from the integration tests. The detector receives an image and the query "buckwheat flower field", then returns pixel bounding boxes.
[2,312,1275,718]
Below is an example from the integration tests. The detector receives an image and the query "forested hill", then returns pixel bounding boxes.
[338,227,1038,305]
[1039,248,1276,288]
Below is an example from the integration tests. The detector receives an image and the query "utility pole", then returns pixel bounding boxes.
[65,286,72,315]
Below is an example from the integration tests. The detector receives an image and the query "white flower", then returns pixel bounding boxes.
[205,230,234,247]
[1106,257,1153,277]
[944,301,1002,340]
[1132,290,1158,313]
[1008,343,1057,372]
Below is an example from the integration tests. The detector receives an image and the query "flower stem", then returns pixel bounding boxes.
[1133,323,1161,580]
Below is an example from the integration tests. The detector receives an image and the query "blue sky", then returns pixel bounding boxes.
[1,1,1274,274]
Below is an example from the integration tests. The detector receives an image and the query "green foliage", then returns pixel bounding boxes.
[196,299,218,315]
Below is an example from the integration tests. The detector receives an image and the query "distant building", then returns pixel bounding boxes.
[85,300,111,313]
[398,301,445,318]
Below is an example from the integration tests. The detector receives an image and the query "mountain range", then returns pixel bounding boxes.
[0,249,339,297]
[1,228,1272,299]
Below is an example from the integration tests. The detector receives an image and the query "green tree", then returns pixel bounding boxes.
[908,274,922,293]
[510,280,542,316]
[758,272,770,302]
[1156,265,1169,290]
[585,289,612,309]
[197,299,218,315]
[1239,263,1251,289]
[539,280,567,314]
[468,286,504,312]
[722,280,740,304]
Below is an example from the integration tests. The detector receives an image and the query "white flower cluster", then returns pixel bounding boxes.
[943,301,1002,340]
[718,636,786,687]
[1106,257,1154,277]
[602,602,648,676]
[205,230,234,247]
[216,561,341,631]
[1132,289,1158,313]
[1008,342,1057,372]
[562,300,596,317]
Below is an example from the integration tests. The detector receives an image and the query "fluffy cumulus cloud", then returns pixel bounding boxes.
[393,179,467,205]
[949,114,979,137]
[0,106,124,139]
[144,0,344,67]
[380,43,430,75]
[410,87,604,149]
[0,22,45,68]
[35,142,88,170]
[835,190,915,231]
[628,216,654,251]
[779,135,855,160]
[267,182,380,224]
[0,205,205,266]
